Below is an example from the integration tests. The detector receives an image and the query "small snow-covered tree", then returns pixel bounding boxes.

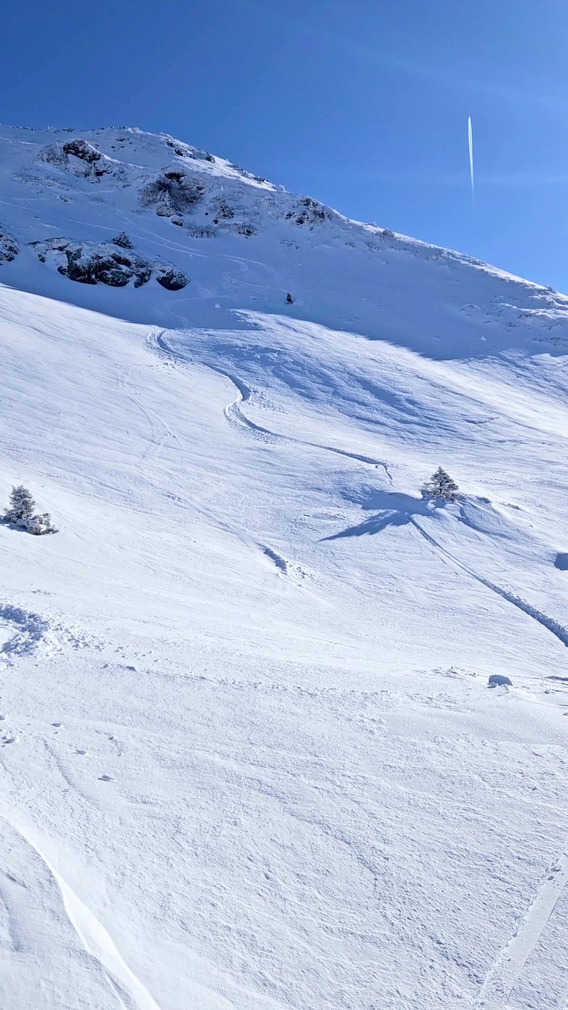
[421,467,460,501]
[3,486,58,534]
[4,485,36,524]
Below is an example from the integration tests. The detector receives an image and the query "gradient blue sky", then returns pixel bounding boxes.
[4,1,568,288]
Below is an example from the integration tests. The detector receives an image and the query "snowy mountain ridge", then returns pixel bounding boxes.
[1,125,568,1010]
[2,122,568,350]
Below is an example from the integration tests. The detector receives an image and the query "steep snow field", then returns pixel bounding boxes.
[1,126,568,1009]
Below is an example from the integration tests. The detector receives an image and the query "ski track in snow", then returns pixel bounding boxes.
[473,844,568,1008]
[409,518,568,649]
[155,329,394,480]
[117,364,177,463]
[0,816,161,1010]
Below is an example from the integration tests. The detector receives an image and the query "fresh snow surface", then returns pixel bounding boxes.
[1,125,568,1010]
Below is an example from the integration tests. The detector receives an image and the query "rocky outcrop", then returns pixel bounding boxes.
[0,224,18,264]
[155,266,189,290]
[140,170,205,218]
[285,197,335,227]
[40,138,126,183]
[29,237,189,290]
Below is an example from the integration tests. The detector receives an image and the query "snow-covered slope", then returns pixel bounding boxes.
[1,126,568,1010]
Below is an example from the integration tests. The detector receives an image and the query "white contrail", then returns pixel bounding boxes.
[468,116,475,202]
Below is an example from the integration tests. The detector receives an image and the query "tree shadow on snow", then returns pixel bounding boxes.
[0,519,36,536]
[322,490,445,541]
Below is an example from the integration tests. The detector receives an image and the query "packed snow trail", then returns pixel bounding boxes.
[474,845,568,1008]
[410,517,568,649]
[154,329,394,477]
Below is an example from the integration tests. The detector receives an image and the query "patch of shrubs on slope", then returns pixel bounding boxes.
[139,170,205,217]
[40,138,127,184]
[29,235,189,290]
[0,224,19,264]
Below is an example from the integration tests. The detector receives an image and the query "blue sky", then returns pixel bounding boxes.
[4,0,568,289]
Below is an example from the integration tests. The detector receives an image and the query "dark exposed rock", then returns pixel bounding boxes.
[234,223,257,237]
[165,140,187,157]
[0,225,19,264]
[40,139,125,183]
[61,246,151,287]
[155,265,189,290]
[488,674,513,688]
[112,231,134,249]
[212,197,235,220]
[30,237,188,291]
[140,171,205,217]
[286,196,334,227]
[62,138,101,163]
[189,227,216,239]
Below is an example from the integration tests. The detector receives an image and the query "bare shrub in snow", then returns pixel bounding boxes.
[421,467,460,501]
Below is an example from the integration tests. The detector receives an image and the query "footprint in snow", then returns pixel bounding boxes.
[99,774,114,782]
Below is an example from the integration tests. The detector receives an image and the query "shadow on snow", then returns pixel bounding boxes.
[322,491,446,541]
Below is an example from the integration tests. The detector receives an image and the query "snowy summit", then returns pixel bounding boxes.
[1,124,568,1010]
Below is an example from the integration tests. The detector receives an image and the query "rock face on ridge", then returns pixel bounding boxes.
[0,124,568,359]
[140,170,206,218]
[40,138,127,183]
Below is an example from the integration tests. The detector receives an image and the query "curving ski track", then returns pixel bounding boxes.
[154,330,393,479]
